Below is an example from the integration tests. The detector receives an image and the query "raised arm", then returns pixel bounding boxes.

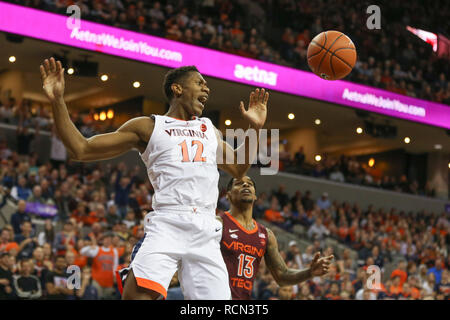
[40,57,152,162]
[264,228,333,286]
[216,88,269,178]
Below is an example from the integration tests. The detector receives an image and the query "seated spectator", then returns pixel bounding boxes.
[390,260,408,286]
[427,257,444,284]
[122,211,137,229]
[11,176,31,201]
[53,221,77,257]
[14,221,38,261]
[324,282,341,300]
[285,241,303,269]
[45,255,74,300]
[12,259,42,299]
[329,166,345,183]
[37,219,55,247]
[0,251,14,299]
[10,200,32,235]
[264,196,284,225]
[277,285,294,300]
[317,192,331,210]
[76,266,99,300]
[307,218,330,241]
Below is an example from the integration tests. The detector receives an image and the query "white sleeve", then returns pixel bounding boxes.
[80,246,99,258]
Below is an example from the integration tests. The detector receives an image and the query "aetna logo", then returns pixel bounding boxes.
[233,64,278,86]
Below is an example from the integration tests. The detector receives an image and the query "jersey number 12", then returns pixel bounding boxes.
[179,140,206,162]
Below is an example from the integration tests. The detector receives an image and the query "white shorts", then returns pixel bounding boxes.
[130,208,231,300]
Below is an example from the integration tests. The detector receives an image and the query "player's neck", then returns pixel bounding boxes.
[229,204,254,229]
[165,102,192,121]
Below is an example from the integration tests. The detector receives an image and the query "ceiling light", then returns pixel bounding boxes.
[67,68,74,75]
[315,119,321,125]
[434,144,442,150]
[315,155,322,162]
[101,74,108,81]
[99,112,106,121]
[8,56,16,63]
[288,113,295,120]
[404,137,411,144]
[107,109,114,119]
[368,158,375,167]
[225,119,231,126]
[356,127,363,134]
[133,81,141,88]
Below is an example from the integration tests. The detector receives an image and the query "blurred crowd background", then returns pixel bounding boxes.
[0,0,448,301]
[5,0,449,104]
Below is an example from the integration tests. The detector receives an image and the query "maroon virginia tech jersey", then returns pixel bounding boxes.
[219,211,268,300]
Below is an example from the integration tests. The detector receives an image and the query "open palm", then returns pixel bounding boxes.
[40,57,65,101]
[240,88,269,129]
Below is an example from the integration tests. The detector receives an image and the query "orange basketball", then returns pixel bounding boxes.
[307,30,357,80]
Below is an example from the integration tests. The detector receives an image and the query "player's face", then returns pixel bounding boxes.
[180,72,209,116]
[228,176,257,204]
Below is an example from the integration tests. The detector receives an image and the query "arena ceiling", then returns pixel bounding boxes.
[1,33,449,156]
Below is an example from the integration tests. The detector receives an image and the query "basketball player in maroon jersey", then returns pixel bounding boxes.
[219,176,334,299]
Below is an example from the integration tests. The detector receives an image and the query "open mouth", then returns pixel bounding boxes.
[198,95,208,107]
[241,188,252,195]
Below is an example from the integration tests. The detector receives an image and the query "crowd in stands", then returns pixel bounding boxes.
[278,147,437,197]
[0,97,440,199]
[8,0,450,104]
[217,182,449,300]
[0,118,448,299]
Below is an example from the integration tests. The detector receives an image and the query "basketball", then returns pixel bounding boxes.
[307,30,357,80]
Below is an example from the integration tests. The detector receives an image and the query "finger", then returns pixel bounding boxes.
[259,88,265,102]
[264,91,269,105]
[39,65,47,81]
[239,101,245,114]
[56,60,62,73]
[253,88,259,105]
[44,59,51,73]
[50,57,57,73]
[249,91,255,107]
[311,252,321,265]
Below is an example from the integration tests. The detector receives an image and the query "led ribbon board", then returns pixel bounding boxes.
[0,2,448,129]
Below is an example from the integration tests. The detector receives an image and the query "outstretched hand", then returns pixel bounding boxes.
[310,252,334,277]
[40,57,65,102]
[239,88,269,130]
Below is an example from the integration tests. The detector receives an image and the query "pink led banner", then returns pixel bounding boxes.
[0,2,448,129]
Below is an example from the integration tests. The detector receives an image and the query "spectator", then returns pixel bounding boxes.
[277,285,294,300]
[316,192,331,210]
[264,196,284,226]
[14,221,38,261]
[427,258,444,285]
[45,255,74,300]
[10,176,32,201]
[391,260,408,287]
[80,232,119,299]
[0,252,14,299]
[10,200,32,235]
[329,166,345,183]
[301,191,314,212]
[114,169,136,219]
[53,221,77,256]
[307,218,330,241]
[12,259,42,299]
[273,185,289,208]
[286,240,304,269]
[75,266,98,300]
[27,185,46,204]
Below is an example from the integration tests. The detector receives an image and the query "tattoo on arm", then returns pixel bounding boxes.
[264,228,311,286]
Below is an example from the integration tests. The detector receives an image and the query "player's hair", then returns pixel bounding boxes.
[163,66,199,101]
[226,176,256,192]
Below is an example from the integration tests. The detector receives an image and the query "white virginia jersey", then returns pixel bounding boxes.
[140,115,219,212]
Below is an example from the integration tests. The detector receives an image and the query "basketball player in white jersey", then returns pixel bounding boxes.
[40,57,269,300]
